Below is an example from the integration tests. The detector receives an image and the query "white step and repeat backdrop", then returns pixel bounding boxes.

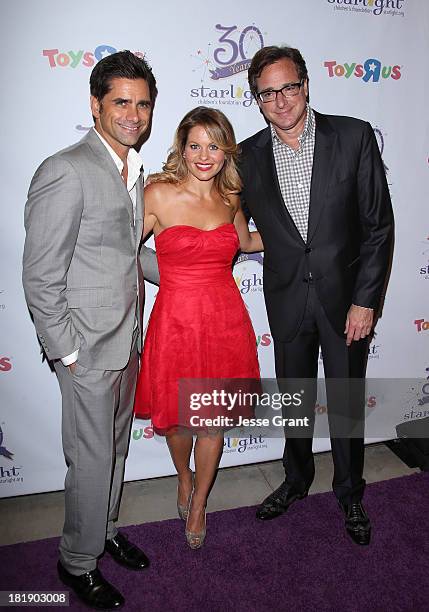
[1,1,428,497]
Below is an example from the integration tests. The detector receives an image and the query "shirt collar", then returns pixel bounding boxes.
[92,127,143,188]
[271,104,315,148]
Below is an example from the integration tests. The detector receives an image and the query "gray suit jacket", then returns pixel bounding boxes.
[23,129,159,370]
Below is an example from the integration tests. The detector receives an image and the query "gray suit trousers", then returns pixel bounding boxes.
[54,334,138,575]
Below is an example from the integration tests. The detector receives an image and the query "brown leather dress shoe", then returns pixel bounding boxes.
[105,532,150,570]
[57,561,124,610]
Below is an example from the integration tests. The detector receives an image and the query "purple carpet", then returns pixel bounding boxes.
[1,472,429,611]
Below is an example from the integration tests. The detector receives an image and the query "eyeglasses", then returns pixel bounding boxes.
[257,81,304,103]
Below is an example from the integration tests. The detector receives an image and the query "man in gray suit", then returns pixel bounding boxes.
[23,51,159,610]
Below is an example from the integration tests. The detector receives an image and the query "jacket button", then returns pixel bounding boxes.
[305,247,312,254]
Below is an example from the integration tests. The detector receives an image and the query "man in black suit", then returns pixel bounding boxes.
[240,46,393,545]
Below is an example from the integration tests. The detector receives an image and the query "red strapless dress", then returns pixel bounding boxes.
[134,223,260,433]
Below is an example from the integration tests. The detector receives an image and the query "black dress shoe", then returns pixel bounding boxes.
[340,501,371,545]
[57,561,124,610]
[105,532,150,570]
[256,481,309,520]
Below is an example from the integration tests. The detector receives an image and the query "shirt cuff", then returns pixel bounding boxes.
[61,350,79,366]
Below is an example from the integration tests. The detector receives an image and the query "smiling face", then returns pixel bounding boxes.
[256,58,308,141]
[90,77,152,159]
[183,125,226,183]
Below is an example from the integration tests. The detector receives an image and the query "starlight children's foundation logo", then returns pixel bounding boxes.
[224,435,267,454]
[327,0,405,17]
[0,425,24,485]
[190,23,266,108]
[324,58,401,81]
[42,45,145,68]
[234,252,264,295]
[233,244,269,350]
[319,341,381,363]
[402,369,429,421]
[368,341,381,360]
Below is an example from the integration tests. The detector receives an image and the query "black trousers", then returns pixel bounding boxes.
[274,285,369,504]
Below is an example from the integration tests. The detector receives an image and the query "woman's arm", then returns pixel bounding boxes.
[233,198,264,253]
[142,182,160,239]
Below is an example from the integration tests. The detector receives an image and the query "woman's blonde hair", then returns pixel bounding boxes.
[149,107,241,204]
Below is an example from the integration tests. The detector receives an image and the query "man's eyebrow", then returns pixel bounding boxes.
[111,97,151,105]
[260,81,298,92]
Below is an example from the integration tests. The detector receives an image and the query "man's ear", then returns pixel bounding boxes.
[90,95,101,119]
[303,79,309,103]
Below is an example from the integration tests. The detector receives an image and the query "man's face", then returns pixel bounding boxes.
[255,58,308,139]
[90,77,152,158]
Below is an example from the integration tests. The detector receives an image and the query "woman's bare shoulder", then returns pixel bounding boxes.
[228,193,241,214]
[144,180,178,201]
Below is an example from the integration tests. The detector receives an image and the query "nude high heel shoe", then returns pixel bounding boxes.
[185,493,206,549]
[177,472,194,521]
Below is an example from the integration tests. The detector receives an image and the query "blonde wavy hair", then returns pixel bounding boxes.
[149,107,241,205]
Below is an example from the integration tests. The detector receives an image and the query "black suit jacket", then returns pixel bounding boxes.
[239,111,394,341]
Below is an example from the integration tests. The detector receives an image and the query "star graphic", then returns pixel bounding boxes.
[99,49,112,59]
[190,43,214,82]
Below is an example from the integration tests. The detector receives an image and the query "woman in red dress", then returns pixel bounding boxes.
[134,107,262,548]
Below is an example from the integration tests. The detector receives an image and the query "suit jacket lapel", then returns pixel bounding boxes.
[252,128,304,243]
[83,129,134,224]
[134,174,144,254]
[307,112,337,243]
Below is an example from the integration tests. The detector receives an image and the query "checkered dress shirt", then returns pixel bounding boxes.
[271,105,315,242]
